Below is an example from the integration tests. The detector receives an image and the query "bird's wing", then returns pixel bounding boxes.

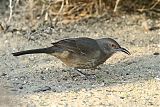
[51,38,99,55]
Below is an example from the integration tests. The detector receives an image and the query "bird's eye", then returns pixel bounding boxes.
[111,44,116,48]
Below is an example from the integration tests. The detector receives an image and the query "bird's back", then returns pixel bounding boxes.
[51,37,106,69]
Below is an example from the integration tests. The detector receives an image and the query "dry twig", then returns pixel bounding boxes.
[150,0,160,9]
[114,0,120,12]
[8,0,13,24]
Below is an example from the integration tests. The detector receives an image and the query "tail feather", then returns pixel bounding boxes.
[12,47,55,56]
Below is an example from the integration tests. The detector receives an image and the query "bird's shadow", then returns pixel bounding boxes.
[3,54,159,94]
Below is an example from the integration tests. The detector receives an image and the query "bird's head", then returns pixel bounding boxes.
[97,38,130,55]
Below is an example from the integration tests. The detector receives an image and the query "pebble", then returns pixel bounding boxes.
[0,73,7,77]
[19,86,23,89]
[153,52,159,55]
[34,86,51,92]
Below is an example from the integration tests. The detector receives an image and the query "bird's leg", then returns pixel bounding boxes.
[73,69,86,77]
[74,68,95,77]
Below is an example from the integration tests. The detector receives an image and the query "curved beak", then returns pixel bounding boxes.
[115,47,131,55]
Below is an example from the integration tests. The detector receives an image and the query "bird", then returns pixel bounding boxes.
[12,37,130,77]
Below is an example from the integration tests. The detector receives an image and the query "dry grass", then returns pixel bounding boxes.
[5,0,160,24]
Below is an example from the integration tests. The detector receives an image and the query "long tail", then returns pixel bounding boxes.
[12,46,55,56]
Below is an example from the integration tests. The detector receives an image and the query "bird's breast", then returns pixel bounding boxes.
[50,50,106,69]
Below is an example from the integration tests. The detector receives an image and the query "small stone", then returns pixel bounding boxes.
[120,96,125,99]
[1,73,7,76]
[52,89,57,92]
[62,76,68,81]
[126,73,130,75]
[62,69,67,72]
[149,101,154,105]
[106,71,109,74]
[153,52,159,55]
[34,86,51,92]
[41,71,44,74]
[11,89,18,91]
[40,76,45,80]
[19,86,23,89]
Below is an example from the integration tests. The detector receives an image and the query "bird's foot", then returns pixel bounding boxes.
[83,74,96,80]
[74,69,96,80]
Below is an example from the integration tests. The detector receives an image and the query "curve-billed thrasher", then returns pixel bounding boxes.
[12,37,130,76]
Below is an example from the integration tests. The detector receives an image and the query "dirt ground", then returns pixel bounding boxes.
[0,6,160,107]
